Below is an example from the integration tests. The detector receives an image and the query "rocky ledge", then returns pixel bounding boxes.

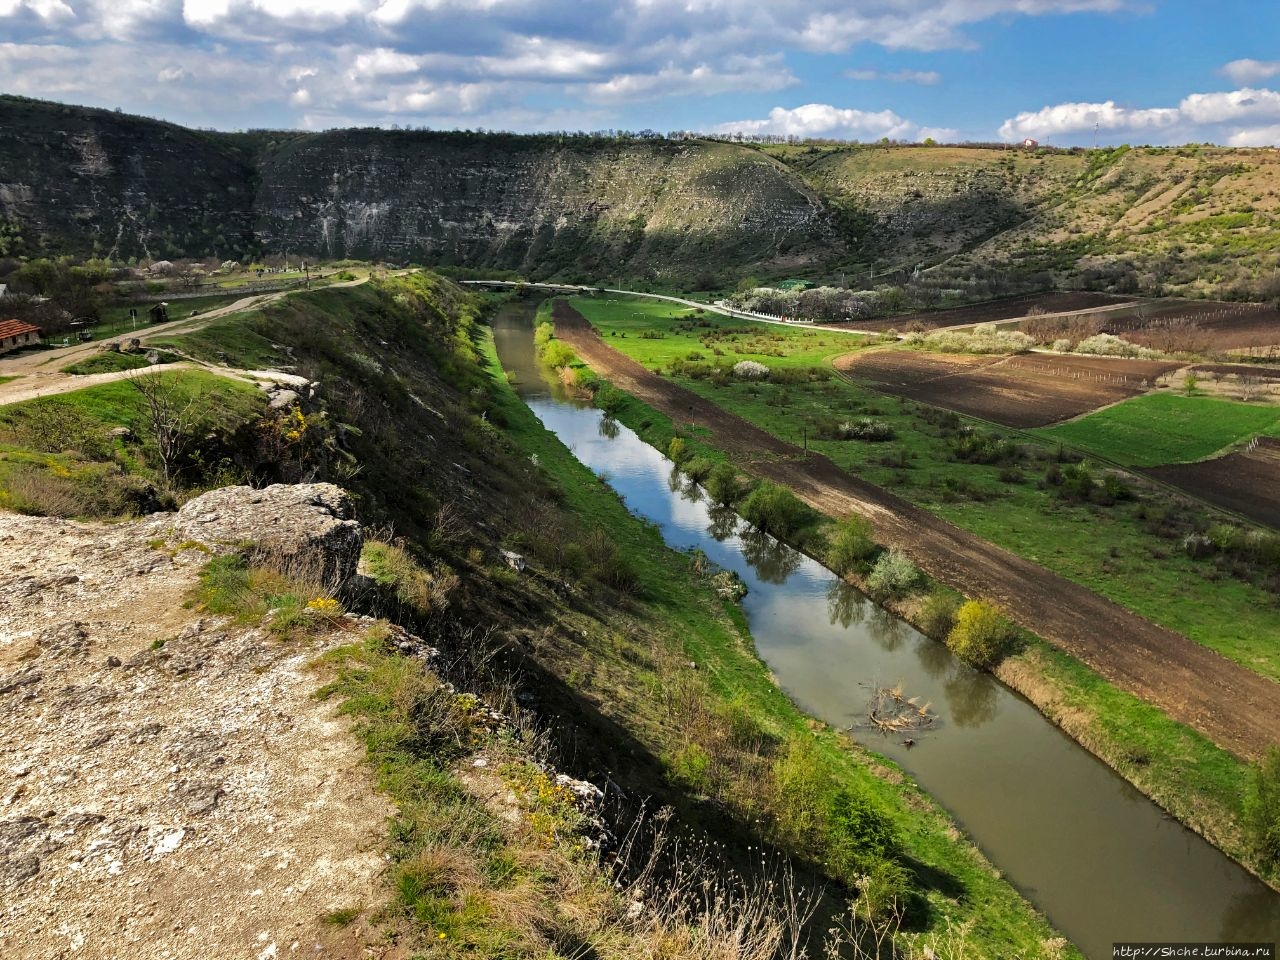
[0,484,388,960]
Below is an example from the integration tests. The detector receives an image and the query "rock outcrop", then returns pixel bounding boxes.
[174,483,362,587]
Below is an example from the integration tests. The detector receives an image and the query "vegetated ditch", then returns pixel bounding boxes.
[491,299,1280,956]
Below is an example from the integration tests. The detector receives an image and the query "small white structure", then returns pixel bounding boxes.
[501,550,527,572]
[1022,138,1039,149]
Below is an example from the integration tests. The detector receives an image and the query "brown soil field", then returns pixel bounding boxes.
[835,350,1182,427]
[553,299,1280,762]
[829,292,1131,333]
[1146,438,1280,529]
[1191,363,1280,381]
[1104,299,1280,352]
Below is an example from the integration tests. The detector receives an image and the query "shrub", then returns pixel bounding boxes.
[917,588,961,640]
[1074,333,1164,359]
[925,324,1034,354]
[855,859,915,924]
[826,515,878,577]
[1052,338,1074,353]
[838,418,895,442]
[681,457,714,484]
[1245,745,1280,869]
[946,600,1019,666]
[739,482,812,540]
[667,436,689,464]
[703,461,746,507]
[732,359,770,380]
[592,382,626,416]
[826,788,900,877]
[864,549,920,600]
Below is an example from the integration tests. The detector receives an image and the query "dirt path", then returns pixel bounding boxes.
[0,276,375,408]
[552,300,1280,762]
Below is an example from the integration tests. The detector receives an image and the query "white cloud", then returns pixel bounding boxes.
[715,102,922,140]
[0,0,75,22]
[349,47,421,77]
[999,87,1280,144]
[998,100,1180,141]
[587,56,795,102]
[1179,87,1280,125]
[1226,124,1280,147]
[1221,59,1280,85]
[845,68,941,84]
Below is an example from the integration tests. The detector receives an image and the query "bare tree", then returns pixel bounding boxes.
[128,371,198,485]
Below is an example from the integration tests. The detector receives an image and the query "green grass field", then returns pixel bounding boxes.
[566,294,871,369]
[1036,393,1280,466]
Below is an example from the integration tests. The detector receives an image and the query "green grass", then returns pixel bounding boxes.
[0,368,261,433]
[566,294,870,370]
[0,369,265,517]
[150,313,283,368]
[61,351,172,375]
[564,297,1280,683]
[1036,393,1280,466]
[0,375,18,385]
[481,325,1078,958]
[85,292,250,341]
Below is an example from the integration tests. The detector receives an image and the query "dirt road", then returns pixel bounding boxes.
[0,276,374,408]
[552,300,1280,762]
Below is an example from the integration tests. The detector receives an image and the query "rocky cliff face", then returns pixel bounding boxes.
[0,98,842,278]
[254,131,841,279]
[0,97,259,262]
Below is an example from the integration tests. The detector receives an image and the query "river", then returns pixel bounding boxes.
[491,301,1280,959]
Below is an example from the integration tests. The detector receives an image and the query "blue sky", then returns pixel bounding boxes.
[2,0,1279,145]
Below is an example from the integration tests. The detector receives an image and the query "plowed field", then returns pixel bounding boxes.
[835,350,1182,427]
[1147,438,1280,529]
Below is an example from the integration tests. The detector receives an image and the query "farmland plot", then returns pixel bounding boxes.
[836,349,1181,428]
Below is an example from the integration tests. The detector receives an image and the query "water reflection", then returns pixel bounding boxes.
[598,415,620,439]
[827,580,869,630]
[667,463,685,493]
[943,666,1000,729]
[913,633,954,681]
[866,606,909,652]
[739,528,803,584]
[706,505,741,543]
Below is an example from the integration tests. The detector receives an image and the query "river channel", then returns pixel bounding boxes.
[491,301,1280,959]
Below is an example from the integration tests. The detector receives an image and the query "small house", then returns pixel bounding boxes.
[0,319,42,355]
[148,302,169,324]
[1022,138,1039,149]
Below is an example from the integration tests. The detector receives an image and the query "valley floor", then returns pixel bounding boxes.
[550,299,1280,764]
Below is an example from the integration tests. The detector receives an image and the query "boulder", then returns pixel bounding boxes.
[174,483,361,587]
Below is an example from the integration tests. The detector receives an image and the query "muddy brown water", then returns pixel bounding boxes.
[492,301,1280,959]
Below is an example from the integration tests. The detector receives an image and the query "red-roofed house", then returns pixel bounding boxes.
[0,320,42,356]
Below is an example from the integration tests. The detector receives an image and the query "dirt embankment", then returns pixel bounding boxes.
[552,299,1280,762]
[0,484,393,960]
